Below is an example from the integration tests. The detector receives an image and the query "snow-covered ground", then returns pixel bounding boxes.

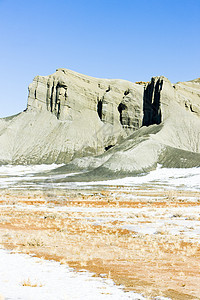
[0,249,146,300]
[0,164,199,299]
[0,165,199,190]
[2,202,200,244]
[80,166,200,191]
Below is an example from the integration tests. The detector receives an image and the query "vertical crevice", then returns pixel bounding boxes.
[55,84,59,114]
[118,103,127,125]
[55,84,61,119]
[57,102,61,119]
[152,80,162,124]
[97,97,103,120]
[50,84,54,113]
[46,83,50,111]
[142,78,163,126]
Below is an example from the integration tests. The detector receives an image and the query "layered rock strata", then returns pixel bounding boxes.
[0,69,144,164]
[0,69,199,176]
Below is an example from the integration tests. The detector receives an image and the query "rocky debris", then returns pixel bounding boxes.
[0,68,200,175]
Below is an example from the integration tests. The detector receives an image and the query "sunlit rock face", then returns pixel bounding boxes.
[0,69,144,164]
[27,68,144,126]
[0,68,200,171]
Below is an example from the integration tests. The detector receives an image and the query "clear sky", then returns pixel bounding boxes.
[0,0,199,118]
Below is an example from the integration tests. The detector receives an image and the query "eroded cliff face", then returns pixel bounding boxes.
[0,69,144,164]
[0,69,199,168]
[27,68,143,129]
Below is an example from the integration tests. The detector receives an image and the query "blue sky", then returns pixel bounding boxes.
[0,0,199,118]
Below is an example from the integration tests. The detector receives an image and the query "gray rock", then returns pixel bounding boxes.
[0,68,200,178]
[0,69,144,164]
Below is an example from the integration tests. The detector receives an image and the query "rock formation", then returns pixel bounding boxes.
[0,69,144,164]
[0,68,200,178]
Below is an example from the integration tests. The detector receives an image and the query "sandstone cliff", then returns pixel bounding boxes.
[0,69,199,177]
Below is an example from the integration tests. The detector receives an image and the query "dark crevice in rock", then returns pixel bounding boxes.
[55,85,59,114]
[50,84,54,113]
[118,103,127,125]
[105,145,114,151]
[124,89,130,96]
[190,104,195,113]
[46,83,50,111]
[46,82,67,119]
[57,101,61,119]
[55,84,63,119]
[97,97,103,120]
[142,78,163,126]
[106,85,111,92]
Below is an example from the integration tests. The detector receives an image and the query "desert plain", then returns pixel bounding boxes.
[0,185,200,300]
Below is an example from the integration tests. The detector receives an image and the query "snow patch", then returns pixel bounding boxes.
[0,249,145,300]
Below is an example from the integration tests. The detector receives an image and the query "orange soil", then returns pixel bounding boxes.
[0,189,200,299]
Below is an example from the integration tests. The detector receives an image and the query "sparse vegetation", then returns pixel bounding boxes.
[0,188,200,299]
[21,278,43,287]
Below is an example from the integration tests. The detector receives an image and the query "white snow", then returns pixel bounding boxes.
[0,164,199,299]
[0,249,145,300]
[0,165,199,190]
[79,167,200,191]
[1,203,200,243]
[0,164,63,175]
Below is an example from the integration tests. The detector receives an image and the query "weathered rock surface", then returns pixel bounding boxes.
[0,69,144,164]
[0,68,200,178]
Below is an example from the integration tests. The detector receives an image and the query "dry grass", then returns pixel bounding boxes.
[21,278,43,287]
[0,188,200,299]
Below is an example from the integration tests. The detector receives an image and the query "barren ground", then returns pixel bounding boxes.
[0,187,200,299]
